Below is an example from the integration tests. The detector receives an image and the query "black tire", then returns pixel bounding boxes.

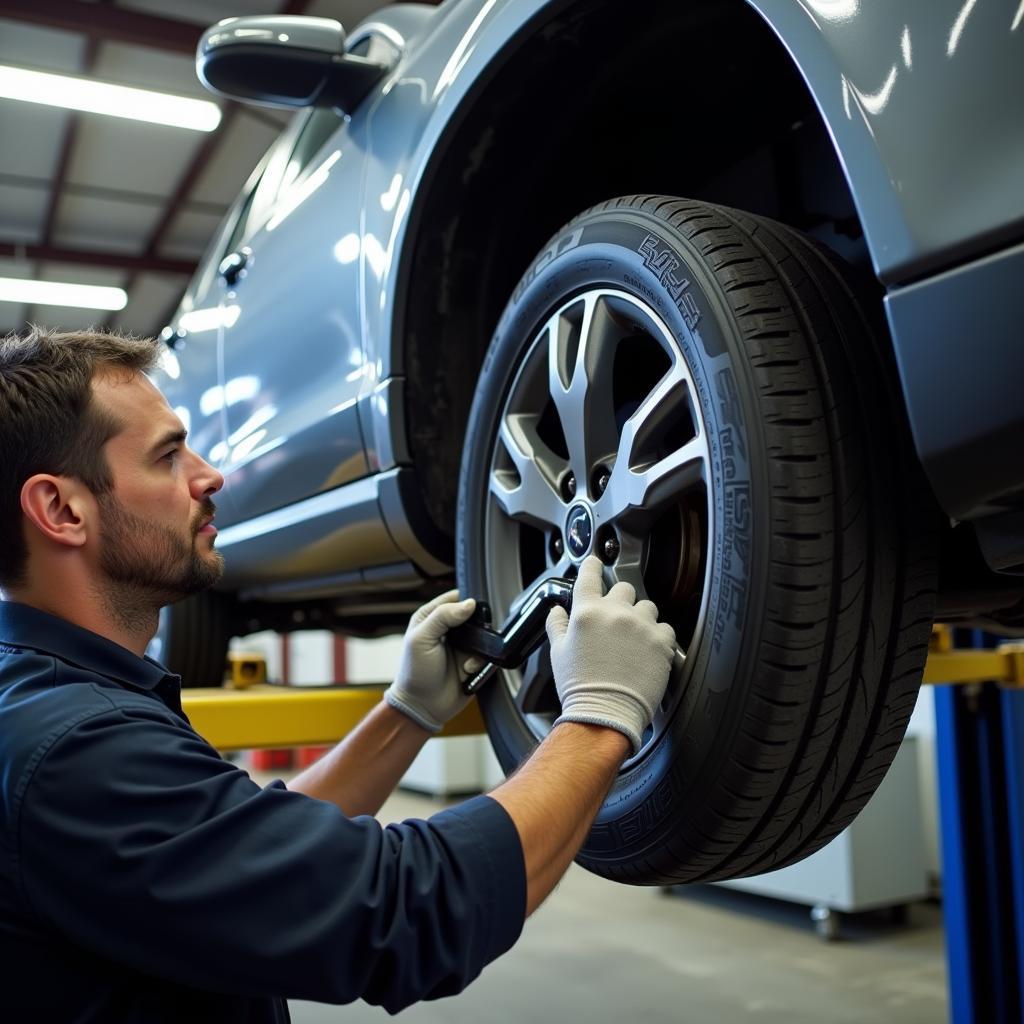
[455,196,939,885]
[148,591,232,688]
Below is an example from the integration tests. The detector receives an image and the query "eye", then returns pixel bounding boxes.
[160,448,179,464]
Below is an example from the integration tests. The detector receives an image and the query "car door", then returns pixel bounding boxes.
[149,187,253,472]
[214,103,369,526]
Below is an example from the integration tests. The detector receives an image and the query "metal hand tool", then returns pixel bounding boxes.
[450,577,574,694]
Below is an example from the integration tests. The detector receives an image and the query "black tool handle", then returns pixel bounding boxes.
[450,578,574,693]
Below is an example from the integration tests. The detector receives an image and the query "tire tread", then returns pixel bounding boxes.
[579,196,937,883]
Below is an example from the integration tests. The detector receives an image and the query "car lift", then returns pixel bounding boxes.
[926,627,1024,1024]
[182,628,1024,1024]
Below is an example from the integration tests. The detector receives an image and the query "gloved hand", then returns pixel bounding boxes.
[547,556,677,755]
[385,590,485,733]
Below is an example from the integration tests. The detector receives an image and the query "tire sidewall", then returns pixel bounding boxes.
[456,204,770,861]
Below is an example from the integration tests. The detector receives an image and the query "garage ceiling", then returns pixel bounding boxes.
[0,0,398,339]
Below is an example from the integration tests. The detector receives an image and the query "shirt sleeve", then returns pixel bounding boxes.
[14,696,526,1013]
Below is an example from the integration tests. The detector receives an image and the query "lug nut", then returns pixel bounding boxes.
[563,473,576,500]
[596,470,611,495]
[602,536,620,563]
[551,536,564,558]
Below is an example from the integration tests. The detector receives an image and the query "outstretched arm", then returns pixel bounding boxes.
[493,556,676,915]
[287,590,480,816]
[491,722,629,915]
[285,699,432,816]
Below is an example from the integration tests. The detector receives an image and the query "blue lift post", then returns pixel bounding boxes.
[935,630,1024,1024]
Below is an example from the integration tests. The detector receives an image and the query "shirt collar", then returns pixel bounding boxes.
[0,600,179,694]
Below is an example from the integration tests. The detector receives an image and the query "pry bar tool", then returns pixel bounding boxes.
[450,577,574,694]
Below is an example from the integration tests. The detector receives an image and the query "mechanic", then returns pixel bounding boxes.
[0,328,677,1021]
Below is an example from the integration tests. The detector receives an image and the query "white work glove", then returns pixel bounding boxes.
[547,556,677,755]
[385,590,485,733]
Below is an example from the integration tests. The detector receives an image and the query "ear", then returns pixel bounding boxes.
[20,474,92,550]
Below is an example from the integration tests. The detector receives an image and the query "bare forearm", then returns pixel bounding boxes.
[490,722,629,916]
[285,701,430,816]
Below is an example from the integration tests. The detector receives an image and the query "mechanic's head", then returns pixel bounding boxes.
[0,327,224,624]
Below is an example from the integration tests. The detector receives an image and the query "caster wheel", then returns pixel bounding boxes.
[888,903,909,926]
[811,904,840,941]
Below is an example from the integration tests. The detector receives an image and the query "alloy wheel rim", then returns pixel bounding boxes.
[483,287,715,757]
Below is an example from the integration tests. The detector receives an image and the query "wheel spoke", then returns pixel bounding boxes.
[597,366,707,519]
[605,531,647,593]
[490,415,566,530]
[547,294,621,495]
[624,435,706,512]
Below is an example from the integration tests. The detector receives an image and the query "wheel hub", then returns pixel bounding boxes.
[564,503,594,560]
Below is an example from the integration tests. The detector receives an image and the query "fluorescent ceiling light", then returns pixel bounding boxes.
[0,64,221,131]
[0,277,127,311]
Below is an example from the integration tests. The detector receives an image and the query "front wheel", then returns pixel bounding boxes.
[456,196,939,885]
[147,590,232,688]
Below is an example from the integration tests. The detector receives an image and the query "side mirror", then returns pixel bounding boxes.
[197,15,388,115]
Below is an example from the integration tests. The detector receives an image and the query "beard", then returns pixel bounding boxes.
[96,493,224,629]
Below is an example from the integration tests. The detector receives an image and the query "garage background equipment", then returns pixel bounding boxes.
[703,736,928,941]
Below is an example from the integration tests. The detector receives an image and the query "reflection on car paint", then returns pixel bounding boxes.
[178,304,241,333]
[200,375,260,416]
[266,149,341,232]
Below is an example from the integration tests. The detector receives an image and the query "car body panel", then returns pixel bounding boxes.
[749,0,1024,284]
[214,473,407,594]
[153,180,256,476]
[161,0,1024,603]
[368,0,1023,389]
[885,239,1024,523]
[216,115,370,525]
[361,0,1024,525]
[154,316,222,478]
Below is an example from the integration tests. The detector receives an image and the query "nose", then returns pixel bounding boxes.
[188,448,224,500]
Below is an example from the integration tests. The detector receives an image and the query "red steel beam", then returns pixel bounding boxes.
[1,0,321,333]
[27,11,109,328]
[0,0,435,58]
[141,105,238,264]
[40,32,103,246]
[0,0,202,55]
[139,0,315,263]
[0,172,227,215]
[0,241,196,276]
[108,96,239,331]
[127,0,316,334]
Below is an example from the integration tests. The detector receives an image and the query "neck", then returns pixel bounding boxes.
[8,575,159,658]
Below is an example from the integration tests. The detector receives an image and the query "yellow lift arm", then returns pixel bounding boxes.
[182,683,484,751]
[181,629,1024,752]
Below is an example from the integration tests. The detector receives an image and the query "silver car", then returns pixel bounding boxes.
[151,0,1024,885]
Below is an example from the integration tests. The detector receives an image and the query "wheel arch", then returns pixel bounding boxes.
[394,0,884,543]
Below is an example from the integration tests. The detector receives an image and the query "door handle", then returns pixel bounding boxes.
[218,248,250,285]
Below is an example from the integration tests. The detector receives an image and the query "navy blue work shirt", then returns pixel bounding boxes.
[0,601,526,1022]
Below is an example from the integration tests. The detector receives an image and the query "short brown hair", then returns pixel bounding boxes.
[0,326,161,589]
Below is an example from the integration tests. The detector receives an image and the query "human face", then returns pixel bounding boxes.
[91,368,225,606]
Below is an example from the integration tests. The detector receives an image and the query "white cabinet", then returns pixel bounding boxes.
[715,737,929,937]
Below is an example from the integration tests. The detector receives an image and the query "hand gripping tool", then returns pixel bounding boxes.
[449,577,574,694]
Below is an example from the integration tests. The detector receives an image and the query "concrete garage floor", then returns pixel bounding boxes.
[286,788,948,1024]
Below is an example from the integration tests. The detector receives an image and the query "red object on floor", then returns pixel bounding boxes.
[295,746,330,768]
[251,749,294,770]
